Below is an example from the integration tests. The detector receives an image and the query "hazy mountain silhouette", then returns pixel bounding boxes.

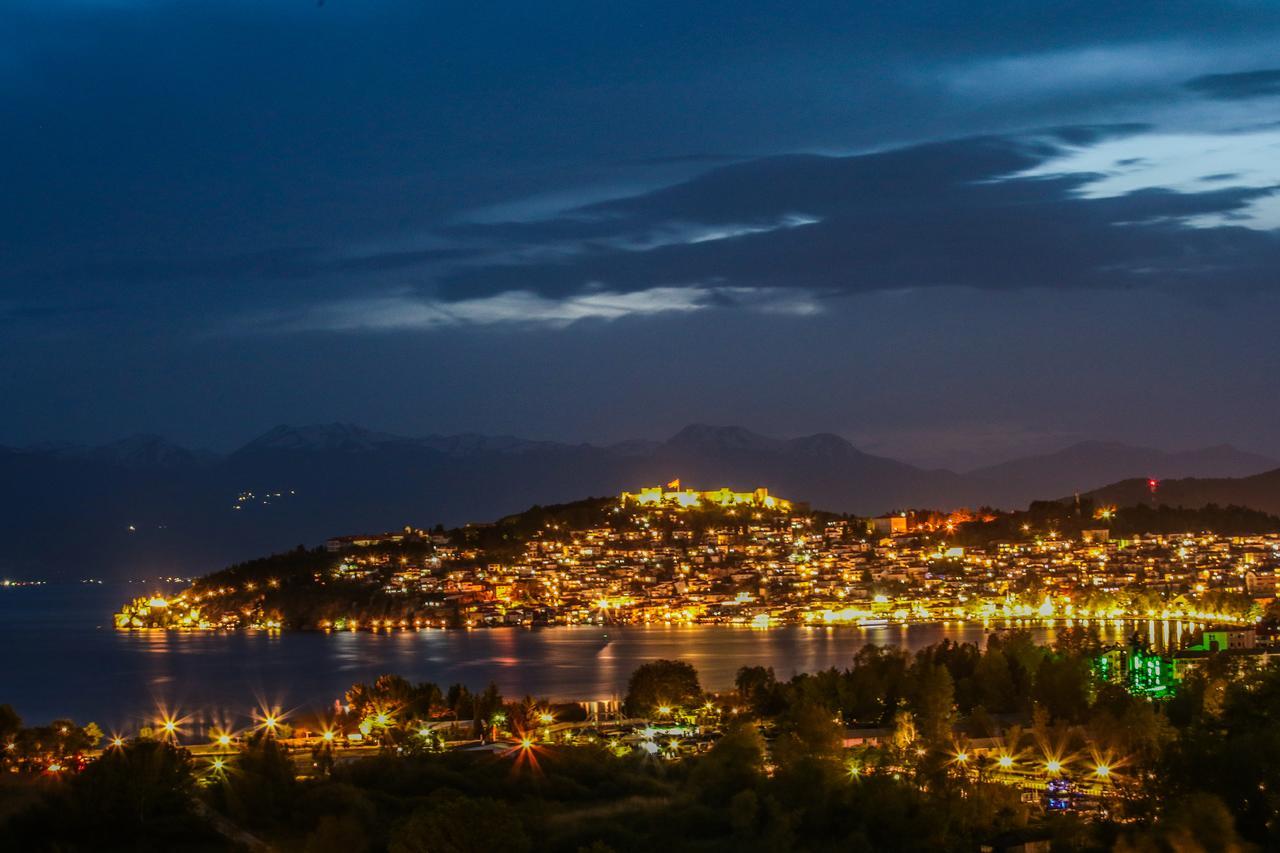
[1,424,1273,579]
[967,440,1276,506]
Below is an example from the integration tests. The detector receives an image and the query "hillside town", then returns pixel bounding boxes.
[117,482,1274,641]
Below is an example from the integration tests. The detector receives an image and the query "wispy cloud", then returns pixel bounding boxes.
[946,43,1213,99]
[1012,128,1280,229]
[1185,68,1280,100]
[238,285,823,334]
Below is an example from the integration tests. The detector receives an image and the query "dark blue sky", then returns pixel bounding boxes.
[4,1,1280,468]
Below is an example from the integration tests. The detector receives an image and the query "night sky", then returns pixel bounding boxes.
[5,1,1280,468]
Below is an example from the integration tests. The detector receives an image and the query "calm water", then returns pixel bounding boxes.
[0,585,1173,731]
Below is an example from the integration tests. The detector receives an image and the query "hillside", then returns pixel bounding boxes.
[968,440,1276,505]
[1084,468,1280,516]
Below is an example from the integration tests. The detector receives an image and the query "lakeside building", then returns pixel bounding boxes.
[1094,626,1273,697]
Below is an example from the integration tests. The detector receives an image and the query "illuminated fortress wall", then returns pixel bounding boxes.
[620,483,791,511]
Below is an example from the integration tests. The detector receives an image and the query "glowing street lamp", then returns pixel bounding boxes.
[1045,759,1062,775]
[997,754,1014,769]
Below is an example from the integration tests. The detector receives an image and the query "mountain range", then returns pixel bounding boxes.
[2,423,1275,579]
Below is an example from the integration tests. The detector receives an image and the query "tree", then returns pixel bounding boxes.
[389,793,531,853]
[305,814,371,853]
[624,659,702,715]
[446,683,474,719]
[974,648,1015,713]
[889,709,917,754]
[911,663,956,744]
[687,722,766,805]
[773,701,844,770]
[1032,655,1093,722]
[735,665,779,715]
[0,703,21,742]
[70,738,197,828]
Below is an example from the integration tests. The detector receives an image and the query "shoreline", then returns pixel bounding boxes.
[111,613,1256,634]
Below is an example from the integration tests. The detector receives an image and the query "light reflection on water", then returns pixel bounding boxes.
[0,585,1185,730]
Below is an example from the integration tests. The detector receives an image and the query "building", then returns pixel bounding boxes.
[620,482,791,512]
[872,515,908,537]
[1188,626,1256,651]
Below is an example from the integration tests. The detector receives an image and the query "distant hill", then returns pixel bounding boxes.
[1084,468,1280,516]
[1,423,1274,579]
[967,440,1277,508]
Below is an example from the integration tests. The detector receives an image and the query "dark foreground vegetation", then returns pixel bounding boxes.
[3,629,1279,851]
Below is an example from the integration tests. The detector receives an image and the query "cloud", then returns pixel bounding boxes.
[1185,68,1280,100]
[1014,129,1280,229]
[240,285,823,334]
[427,129,1280,303]
[947,43,1212,99]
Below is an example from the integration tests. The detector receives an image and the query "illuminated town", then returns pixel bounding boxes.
[116,482,1270,638]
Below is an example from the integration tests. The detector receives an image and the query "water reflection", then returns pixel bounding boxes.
[0,586,1199,729]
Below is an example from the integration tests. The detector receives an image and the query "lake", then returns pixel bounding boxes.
[0,584,1181,732]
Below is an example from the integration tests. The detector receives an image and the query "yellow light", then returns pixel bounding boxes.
[520,736,534,749]
[162,720,177,734]
[538,712,554,725]
[322,730,335,741]
[955,751,968,763]
[216,734,231,746]
[211,757,225,771]
[1046,759,1062,774]
[110,736,124,748]
[998,755,1013,769]
[1095,764,1110,778]
[657,705,671,716]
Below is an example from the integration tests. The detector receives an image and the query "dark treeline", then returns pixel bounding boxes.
[952,499,1280,545]
[5,633,1279,851]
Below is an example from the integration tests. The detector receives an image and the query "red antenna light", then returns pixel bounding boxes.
[1147,478,1158,493]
